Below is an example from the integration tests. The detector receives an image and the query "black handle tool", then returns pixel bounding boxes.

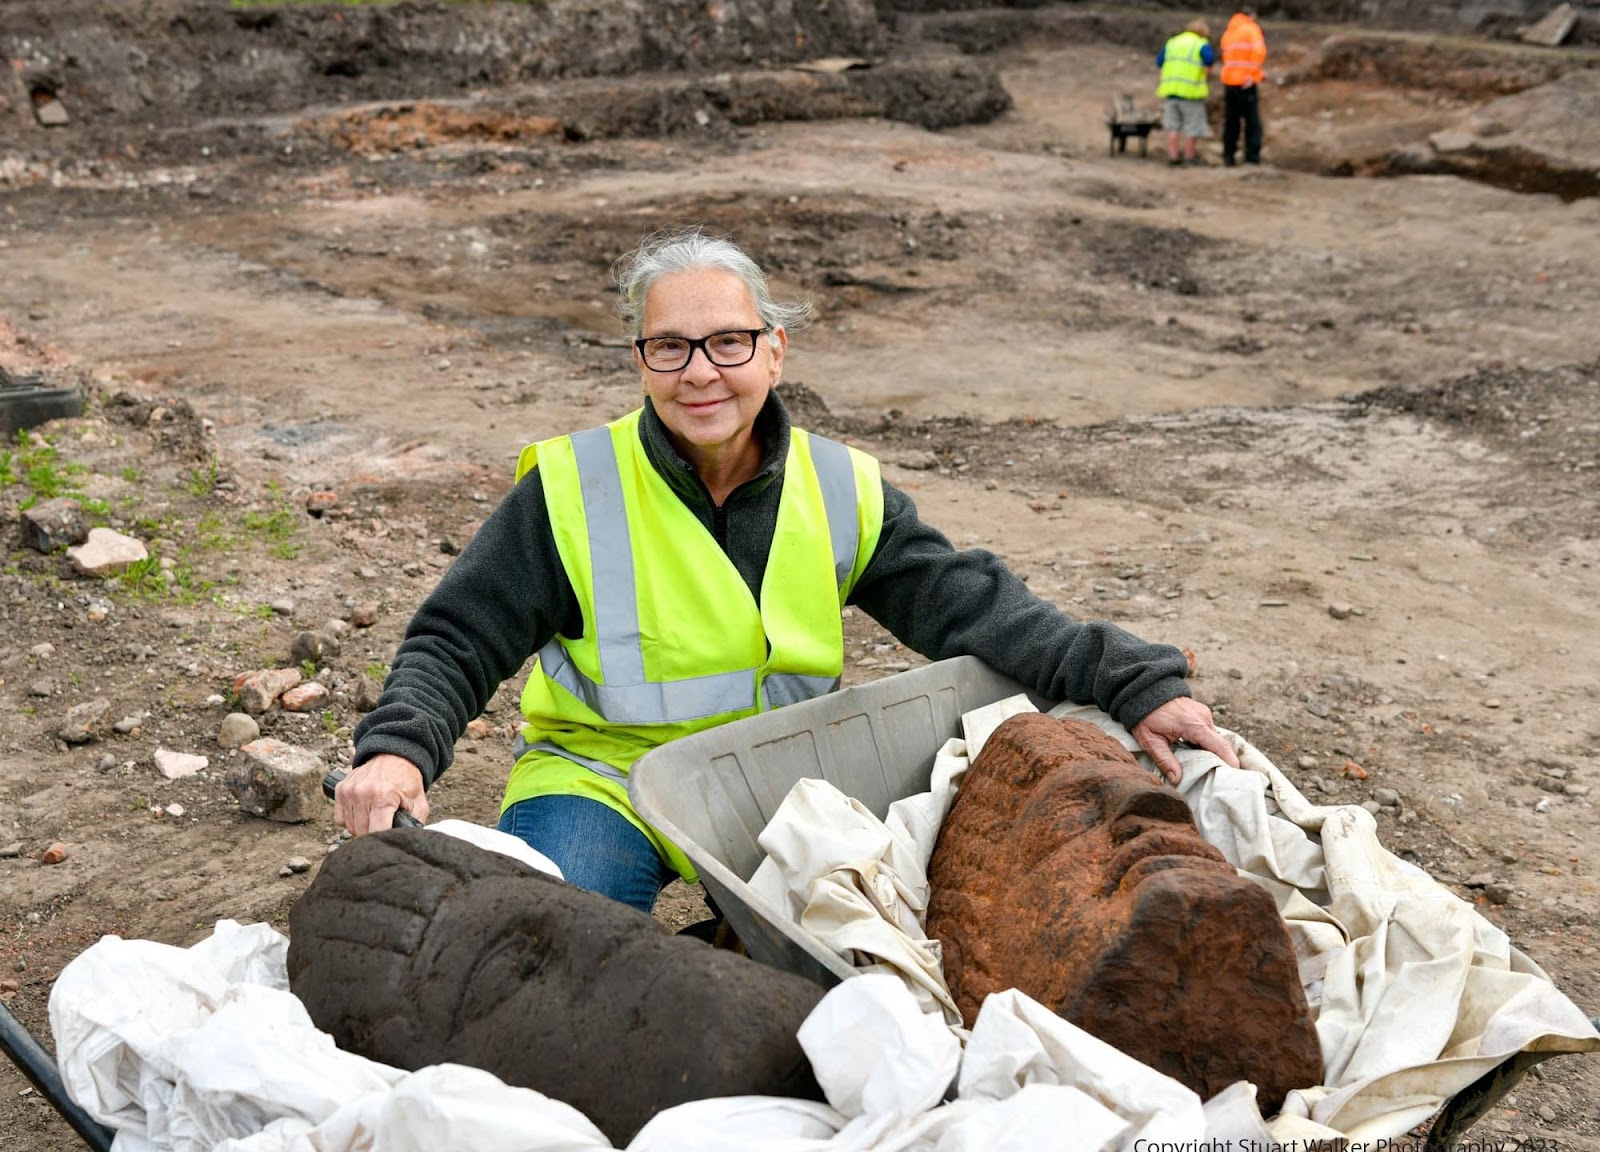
[322,769,424,829]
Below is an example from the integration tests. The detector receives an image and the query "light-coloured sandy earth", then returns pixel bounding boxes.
[2,27,1597,1152]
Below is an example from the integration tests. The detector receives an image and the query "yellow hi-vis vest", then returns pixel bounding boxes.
[507,406,885,881]
[1158,31,1210,101]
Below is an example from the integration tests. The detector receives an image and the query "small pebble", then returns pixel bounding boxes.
[1297,755,1319,770]
[1485,698,1502,709]
[1327,603,1354,620]
[1538,1104,1557,1123]
[165,803,185,818]
[286,856,312,874]
[41,842,69,865]
[278,866,294,878]
[1258,599,1289,608]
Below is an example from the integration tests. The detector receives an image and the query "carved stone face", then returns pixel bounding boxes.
[927,713,1324,1113]
[287,830,826,1145]
[1011,731,1235,901]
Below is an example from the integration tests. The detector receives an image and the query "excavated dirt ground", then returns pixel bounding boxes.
[2,5,1599,1150]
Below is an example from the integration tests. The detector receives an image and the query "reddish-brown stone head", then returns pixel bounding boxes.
[927,713,1323,1113]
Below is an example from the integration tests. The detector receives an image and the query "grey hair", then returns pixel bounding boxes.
[613,227,813,342]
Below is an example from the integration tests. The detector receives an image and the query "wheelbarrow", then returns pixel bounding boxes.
[1105,92,1160,156]
[628,656,1600,1151]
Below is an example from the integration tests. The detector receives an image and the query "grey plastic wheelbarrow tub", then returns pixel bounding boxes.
[627,655,1586,1151]
[629,656,1045,990]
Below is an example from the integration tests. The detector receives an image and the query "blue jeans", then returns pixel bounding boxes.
[497,795,674,915]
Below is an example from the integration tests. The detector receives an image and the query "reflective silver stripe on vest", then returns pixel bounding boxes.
[537,638,757,722]
[570,426,646,686]
[511,732,629,784]
[807,434,859,586]
[540,422,858,725]
[763,672,841,709]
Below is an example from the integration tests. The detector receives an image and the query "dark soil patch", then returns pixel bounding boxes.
[1365,360,1600,482]
[1285,33,1596,101]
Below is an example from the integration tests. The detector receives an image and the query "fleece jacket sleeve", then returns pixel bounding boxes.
[351,468,577,787]
[847,480,1192,730]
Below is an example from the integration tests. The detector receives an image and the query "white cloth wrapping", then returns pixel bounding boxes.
[749,756,970,1026]
[53,928,1214,1152]
[48,709,1599,1151]
[426,818,566,879]
[749,695,1600,1143]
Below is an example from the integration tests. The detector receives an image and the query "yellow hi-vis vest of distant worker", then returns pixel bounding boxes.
[508,406,885,881]
[1158,30,1210,101]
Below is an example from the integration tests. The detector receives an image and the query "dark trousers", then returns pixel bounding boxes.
[1222,84,1263,164]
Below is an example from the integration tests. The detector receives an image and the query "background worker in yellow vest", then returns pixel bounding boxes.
[1156,19,1216,167]
[1220,7,1268,166]
[335,228,1238,913]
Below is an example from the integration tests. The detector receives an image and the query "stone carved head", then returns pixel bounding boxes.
[927,713,1323,1112]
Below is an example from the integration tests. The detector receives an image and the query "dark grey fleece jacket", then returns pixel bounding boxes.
[353,395,1191,785]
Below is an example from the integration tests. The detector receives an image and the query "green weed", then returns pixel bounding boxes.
[365,661,389,681]
[195,512,233,551]
[187,459,220,497]
[243,507,297,541]
[116,556,169,600]
[1,432,88,508]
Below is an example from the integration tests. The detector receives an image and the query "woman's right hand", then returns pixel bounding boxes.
[335,753,430,835]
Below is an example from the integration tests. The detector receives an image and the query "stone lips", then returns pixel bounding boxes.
[287,829,826,1145]
[926,713,1324,1113]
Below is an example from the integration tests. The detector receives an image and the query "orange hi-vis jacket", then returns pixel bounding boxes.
[1220,13,1267,87]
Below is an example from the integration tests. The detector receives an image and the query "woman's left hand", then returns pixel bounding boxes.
[1131,697,1239,785]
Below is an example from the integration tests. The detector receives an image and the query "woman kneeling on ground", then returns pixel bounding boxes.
[335,227,1238,912]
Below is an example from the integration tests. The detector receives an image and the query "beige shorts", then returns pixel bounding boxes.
[1162,97,1210,138]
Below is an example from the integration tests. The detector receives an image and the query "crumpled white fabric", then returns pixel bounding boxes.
[749,768,967,1025]
[49,921,405,1152]
[53,929,1215,1152]
[750,695,1600,1143]
[427,818,565,879]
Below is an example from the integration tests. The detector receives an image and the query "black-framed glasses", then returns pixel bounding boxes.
[634,328,768,372]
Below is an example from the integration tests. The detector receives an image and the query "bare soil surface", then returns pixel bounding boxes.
[3,5,1598,1150]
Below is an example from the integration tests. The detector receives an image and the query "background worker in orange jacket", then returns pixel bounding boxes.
[1220,7,1267,166]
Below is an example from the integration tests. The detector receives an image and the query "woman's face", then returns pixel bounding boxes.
[637,268,785,460]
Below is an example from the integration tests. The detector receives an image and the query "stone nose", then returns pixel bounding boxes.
[1104,775,1192,840]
